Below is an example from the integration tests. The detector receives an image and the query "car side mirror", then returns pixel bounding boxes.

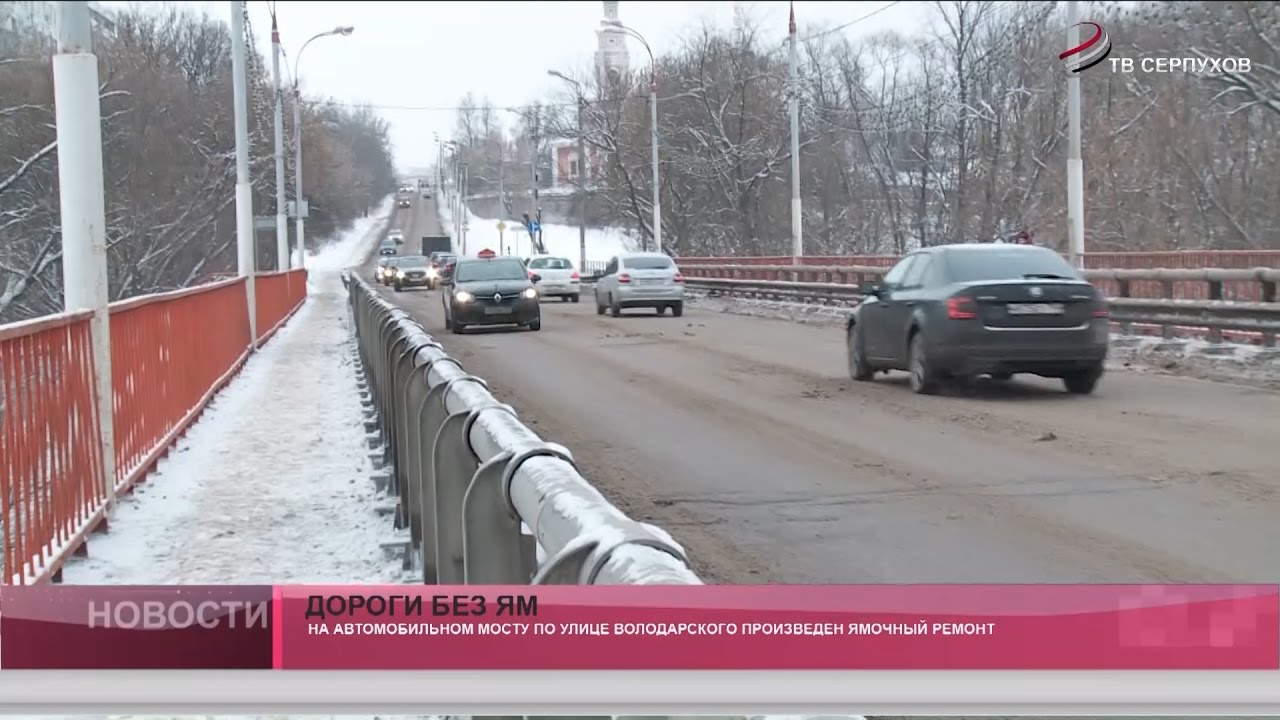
[860,282,882,297]
[530,273,542,283]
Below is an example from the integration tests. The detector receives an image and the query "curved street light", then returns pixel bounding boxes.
[290,25,354,268]
[614,24,661,254]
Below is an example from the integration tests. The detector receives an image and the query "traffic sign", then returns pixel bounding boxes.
[497,221,507,232]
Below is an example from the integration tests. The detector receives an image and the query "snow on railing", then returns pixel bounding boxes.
[1,269,309,585]
[344,271,701,585]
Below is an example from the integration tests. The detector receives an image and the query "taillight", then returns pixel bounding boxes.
[947,295,977,319]
[570,270,580,280]
[617,273,632,284]
[1092,290,1109,317]
[672,272,684,283]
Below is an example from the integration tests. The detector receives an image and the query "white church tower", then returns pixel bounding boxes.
[595,1,630,87]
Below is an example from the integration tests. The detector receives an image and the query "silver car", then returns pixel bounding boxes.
[594,252,685,317]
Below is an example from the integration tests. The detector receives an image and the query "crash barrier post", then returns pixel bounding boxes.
[681,265,1280,347]
[342,270,702,585]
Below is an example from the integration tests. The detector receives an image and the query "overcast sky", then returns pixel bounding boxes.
[103,1,948,171]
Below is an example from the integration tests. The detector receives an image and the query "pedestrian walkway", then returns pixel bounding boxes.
[61,200,402,585]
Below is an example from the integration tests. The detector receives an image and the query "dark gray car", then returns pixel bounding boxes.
[845,244,1110,395]
[442,256,542,333]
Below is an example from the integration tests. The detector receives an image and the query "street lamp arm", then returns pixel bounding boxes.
[615,24,656,81]
[294,26,354,90]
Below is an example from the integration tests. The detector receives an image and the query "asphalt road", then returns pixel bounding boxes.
[369,195,1280,584]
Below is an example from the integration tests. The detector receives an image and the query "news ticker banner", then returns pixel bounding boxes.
[1,584,1275,670]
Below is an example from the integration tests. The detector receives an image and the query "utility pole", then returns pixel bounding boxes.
[230,1,256,342]
[529,125,539,220]
[650,78,661,254]
[292,89,306,269]
[1066,0,1085,268]
[270,15,288,270]
[53,0,115,505]
[461,161,470,254]
[787,1,803,264]
[576,95,588,271]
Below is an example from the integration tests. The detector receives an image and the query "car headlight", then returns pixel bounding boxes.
[454,291,473,303]
[426,268,438,277]
[396,270,405,277]
[522,287,538,299]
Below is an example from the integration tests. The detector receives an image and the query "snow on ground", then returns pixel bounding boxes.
[59,201,401,586]
[438,198,636,265]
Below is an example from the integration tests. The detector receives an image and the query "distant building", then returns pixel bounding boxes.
[0,1,117,47]
[541,1,624,193]
[594,1,629,88]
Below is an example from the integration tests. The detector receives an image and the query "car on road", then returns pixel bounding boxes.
[378,239,398,256]
[387,229,405,245]
[526,255,581,302]
[391,255,432,292]
[845,243,1110,395]
[427,251,456,290]
[421,187,432,199]
[375,256,395,282]
[378,257,401,285]
[594,252,685,317]
[442,256,542,333]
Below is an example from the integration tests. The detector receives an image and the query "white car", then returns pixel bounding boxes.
[594,251,685,317]
[526,255,581,302]
[387,229,405,245]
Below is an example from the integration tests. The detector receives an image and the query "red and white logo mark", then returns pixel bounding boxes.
[1059,21,1112,74]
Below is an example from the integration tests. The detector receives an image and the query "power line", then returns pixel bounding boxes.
[800,0,905,42]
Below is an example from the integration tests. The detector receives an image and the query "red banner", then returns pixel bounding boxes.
[3,584,1276,670]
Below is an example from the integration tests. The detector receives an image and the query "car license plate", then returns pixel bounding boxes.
[1007,302,1065,315]
[484,306,512,315]
[639,278,664,285]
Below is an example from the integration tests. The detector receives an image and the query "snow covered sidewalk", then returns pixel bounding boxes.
[61,199,402,585]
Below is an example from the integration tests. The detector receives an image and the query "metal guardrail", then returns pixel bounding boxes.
[681,267,1280,347]
[342,271,702,585]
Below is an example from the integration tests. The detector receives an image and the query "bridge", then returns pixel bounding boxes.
[4,0,1280,595]
[5,181,1280,591]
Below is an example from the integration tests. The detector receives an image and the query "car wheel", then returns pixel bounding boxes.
[394,284,402,292]
[656,305,666,315]
[527,317,542,331]
[610,294,622,317]
[571,294,580,303]
[671,301,684,318]
[560,295,569,303]
[908,332,939,395]
[1062,365,1103,394]
[847,324,874,381]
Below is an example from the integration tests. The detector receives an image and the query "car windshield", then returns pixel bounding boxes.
[454,259,528,283]
[944,248,1081,283]
[385,258,400,266]
[397,256,428,268]
[624,256,674,270]
[528,257,572,270]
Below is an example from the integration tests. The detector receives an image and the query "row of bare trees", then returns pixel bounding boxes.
[0,6,397,324]
[452,0,1279,258]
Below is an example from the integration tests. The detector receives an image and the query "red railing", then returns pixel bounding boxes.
[0,269,308,584]
[255,269,309,342]
[0,311,106,585]
[678,251,1280,302]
